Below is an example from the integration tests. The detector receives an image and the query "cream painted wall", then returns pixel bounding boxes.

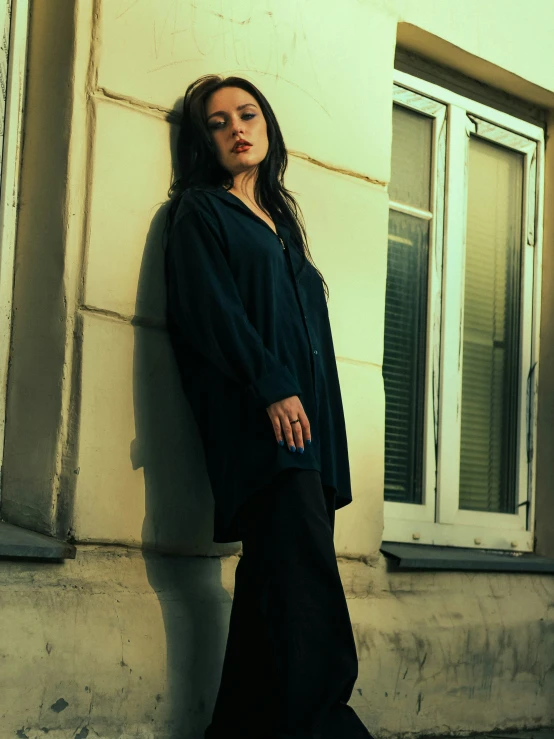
[74,0,397,556]
[390,0,554,94]
[97,0,396,182]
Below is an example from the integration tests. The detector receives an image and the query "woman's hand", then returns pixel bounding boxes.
[266,396,311,453]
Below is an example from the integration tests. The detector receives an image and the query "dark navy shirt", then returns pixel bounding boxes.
[165,186,352,542]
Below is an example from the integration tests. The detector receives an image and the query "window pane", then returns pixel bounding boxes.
[459,137,524,513]
[389,105,433,210]
[383,211,429,504]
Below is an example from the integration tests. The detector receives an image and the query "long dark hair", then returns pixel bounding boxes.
[169,74,328,298]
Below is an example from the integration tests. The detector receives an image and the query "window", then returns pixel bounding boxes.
[383,71,543,552]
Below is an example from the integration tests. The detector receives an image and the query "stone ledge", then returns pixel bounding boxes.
[0,520,76,560]
[381,542,554,573]
[431,730,554,739]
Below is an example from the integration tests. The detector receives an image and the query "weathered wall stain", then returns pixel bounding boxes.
[352,610,554,712]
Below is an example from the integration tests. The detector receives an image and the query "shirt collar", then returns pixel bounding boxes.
[208,186,291,236]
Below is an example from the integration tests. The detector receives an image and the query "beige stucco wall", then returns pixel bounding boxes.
[73,0,395,559]
[2,0,554,737]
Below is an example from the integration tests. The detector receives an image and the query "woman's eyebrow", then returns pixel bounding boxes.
[207,103,258,120]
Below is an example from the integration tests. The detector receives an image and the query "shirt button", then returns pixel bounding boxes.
[313,350,318,355]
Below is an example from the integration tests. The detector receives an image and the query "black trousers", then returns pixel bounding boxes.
[205,469,372,739]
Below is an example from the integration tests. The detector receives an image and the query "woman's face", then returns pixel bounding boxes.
[205,86,269,178]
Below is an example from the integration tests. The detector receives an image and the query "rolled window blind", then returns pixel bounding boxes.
[384,104,433,504]
[459,136,523,513]
[389,106,432,211]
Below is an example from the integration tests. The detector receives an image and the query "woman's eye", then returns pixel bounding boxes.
[208,120,225,130]
[242,113,255,120]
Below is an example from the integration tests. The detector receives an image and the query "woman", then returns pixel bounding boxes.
[164,74,372,739]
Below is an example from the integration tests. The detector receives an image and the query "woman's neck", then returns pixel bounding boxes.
[230,169,258,207]
[228,169,276,231]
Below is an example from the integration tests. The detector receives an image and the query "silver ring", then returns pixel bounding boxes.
[290,418,300,424]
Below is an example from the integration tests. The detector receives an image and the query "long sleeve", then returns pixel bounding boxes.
[165,198,302,408]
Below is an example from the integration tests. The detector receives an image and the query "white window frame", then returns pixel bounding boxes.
[383,70,543,553]
[0,0,29,494]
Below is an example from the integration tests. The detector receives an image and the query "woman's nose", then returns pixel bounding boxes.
[231,117,244,136]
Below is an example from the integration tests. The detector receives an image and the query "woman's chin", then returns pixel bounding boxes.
[226,159,261,177]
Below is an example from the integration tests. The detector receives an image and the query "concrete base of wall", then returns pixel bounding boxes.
[0,547,232,739]
[1,547,552,739]
[345,560,554,736]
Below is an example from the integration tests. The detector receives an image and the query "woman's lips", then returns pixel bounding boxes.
[233,143,252,153]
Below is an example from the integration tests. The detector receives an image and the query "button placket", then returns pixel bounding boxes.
[283,243,319,395]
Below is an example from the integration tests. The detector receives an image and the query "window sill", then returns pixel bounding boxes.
[381,541,554,573]
[0,520,76,560]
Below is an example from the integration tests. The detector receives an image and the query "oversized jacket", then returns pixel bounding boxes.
[164,186,352,542]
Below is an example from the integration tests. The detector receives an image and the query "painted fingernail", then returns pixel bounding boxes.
[278,440,285,447]
[306,439,312,446]
[298,447,304,454]
[289,445,296,452]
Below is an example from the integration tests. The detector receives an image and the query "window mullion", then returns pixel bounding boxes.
[422,107,446,519]
[526,137,544,542]
[517,147,539,524]
[436,104,470,524]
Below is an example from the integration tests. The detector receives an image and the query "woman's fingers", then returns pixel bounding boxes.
[266,396,312,453]
[280,414,296,451]
[270,415,284,446]
[299,409,311,446]
[291,417,304,451]
[290,409,311,452]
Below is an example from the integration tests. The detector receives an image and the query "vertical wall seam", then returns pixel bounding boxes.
[52,0,101,539]
[78,0,102,311]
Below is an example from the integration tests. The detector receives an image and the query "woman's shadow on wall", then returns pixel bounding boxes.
[132,103,239,738]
